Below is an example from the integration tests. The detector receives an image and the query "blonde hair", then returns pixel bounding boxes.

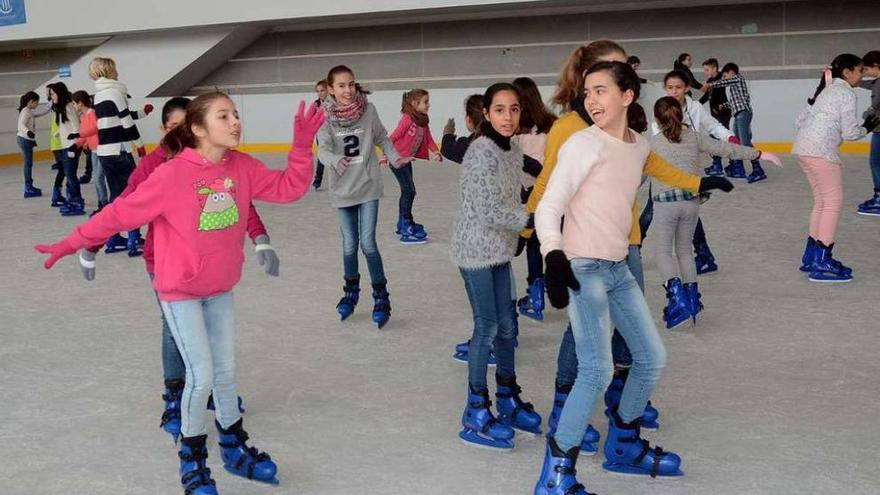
[88,57,117,80]
[552,40,626,111]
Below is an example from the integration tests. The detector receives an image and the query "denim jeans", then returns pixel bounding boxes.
[390,162,416,221]
[556,245,643,387]
[870,132,880,192]
[53,149,81,202]
[17,137,35,186]
[160,292,240,437]
[460,262,517,390]
[733,110,761,169]
[711,112,736,169]
[525,235,543,285]
[314,159,325,184]
[92,152,109,205]
[554,258,667,452]
[150,274,185,382]
[337,199,387,285]
[100,152,135,202]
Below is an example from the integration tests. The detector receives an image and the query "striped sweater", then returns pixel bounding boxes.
[93,77,144,157]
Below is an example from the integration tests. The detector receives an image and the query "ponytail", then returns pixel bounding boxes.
[159,92,231,157]
[654,96,683,143]
[18,91,39,113]
[160,123,197,158]
[808,53,862,105]
[552,40,626,111]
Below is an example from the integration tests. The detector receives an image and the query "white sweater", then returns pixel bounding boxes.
[17,103,50,141]
[793,78,868,163]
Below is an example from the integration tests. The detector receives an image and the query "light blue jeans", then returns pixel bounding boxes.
[91,151,109,205]
[337,199,386,284]
[554,258,666,452]
[160,292,240,437]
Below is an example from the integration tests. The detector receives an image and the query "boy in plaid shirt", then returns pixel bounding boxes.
[702,63,768,183]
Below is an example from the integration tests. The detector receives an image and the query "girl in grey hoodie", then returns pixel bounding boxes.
[318,65,408,329]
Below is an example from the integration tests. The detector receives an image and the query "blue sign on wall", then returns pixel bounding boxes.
[0,0,27,27]
[58,65,71,78]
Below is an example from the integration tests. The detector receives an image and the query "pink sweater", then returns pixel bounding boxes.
[118,147,268,275]
[65,146,312,301]
[389,113,439,159]
[75,109,98,151]
[536,125,649,262]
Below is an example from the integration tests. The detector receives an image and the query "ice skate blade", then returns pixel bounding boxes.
[856,210,880,216]
[459,430,514,451]
[452,353,496,367]
[400,237,429,245]
[223,466,280,485]
[640,423,659,432]
[602,462,684,478]
[664,318,690,331]
[807,276,853,283]
[508,424,543,436]
[518,309,544,322]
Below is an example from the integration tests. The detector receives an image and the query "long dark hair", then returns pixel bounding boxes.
[464,94,484,131]
[326,65,371,96]
[18,91,38,112]
[512,77,556,134]
[475,83,520,137]
[584,61,647,133]
[808,53,862,105]
[654,96,684,143]
[48,82,73,124]
[161,92,232,157]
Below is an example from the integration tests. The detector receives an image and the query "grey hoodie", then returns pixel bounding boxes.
[861,78,879,133]
[317,103,401,208]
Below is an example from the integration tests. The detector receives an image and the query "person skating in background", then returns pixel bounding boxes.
[856,50,880,216]
[16,91,50,198]
[793,54,880,283]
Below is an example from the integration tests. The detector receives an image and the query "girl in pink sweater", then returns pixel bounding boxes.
[533,61,686,492]
[389,88,442,244]
[36,92,324,495]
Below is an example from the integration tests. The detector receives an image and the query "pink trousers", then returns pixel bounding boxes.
[798,155,843,244]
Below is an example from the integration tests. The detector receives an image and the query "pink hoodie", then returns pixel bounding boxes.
[389,113,439,159]
[118,147,268,275]
[75,109,98,151]
[65,146,312,301]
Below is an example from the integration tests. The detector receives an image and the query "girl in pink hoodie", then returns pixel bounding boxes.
[36,92,324,495]
[388,88,442,244]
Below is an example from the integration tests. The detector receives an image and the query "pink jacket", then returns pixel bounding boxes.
[75,109,98,151]
[389,113,439,160]
[65,146,312,301]
[118,147,268,275]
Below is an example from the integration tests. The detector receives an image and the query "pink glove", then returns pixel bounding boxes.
[293,100,326,152]
[143,104,154,116]
[34,239,77,269]
[759,151,783,167]
[728,136,741,145]
[392,157,413,169]
[334,157,352,175]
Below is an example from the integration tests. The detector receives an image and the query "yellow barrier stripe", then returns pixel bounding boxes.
[0,142,870,167]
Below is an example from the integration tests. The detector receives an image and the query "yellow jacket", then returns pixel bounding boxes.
[523,111,701,245]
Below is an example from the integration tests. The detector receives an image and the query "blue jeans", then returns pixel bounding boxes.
[460,263,517,390]
[100,152,135,202]
[556,246,643,387]
[160,292,240,437]
[870,132,880,192]
[17,136,35,186]
[554,258,666,452]
[390,162,416,221]
[337,199,386,284]
[733,110,761,169]
[92,152,109,204]
[53,149,82,202]
[150,274,185,382]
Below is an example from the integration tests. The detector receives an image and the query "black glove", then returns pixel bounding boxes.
[522,155,543,178]
[26,131,35,139]
[699,176,734,193]
[67,133,80,140]
[524,213,535,230]
[862,114,880,133]
[515,235,528,257]
[544,250,580,309]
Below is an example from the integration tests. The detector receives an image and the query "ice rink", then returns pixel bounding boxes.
[1,151,878,495]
